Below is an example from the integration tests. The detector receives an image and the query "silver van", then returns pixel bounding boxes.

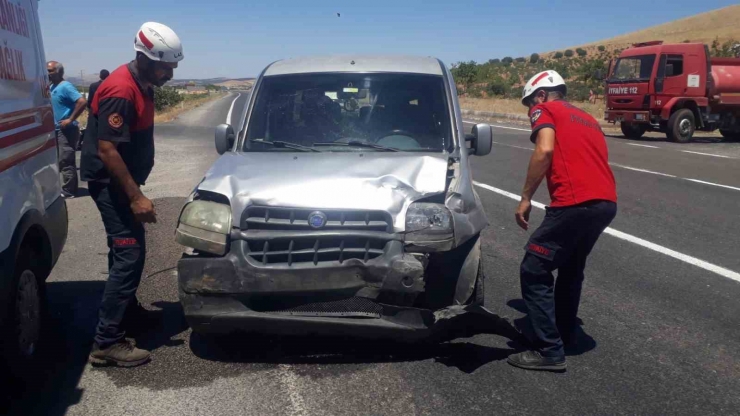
[176,55,493,340]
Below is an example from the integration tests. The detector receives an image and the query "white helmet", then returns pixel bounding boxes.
[522,70,566,105]
[134,22,184,63]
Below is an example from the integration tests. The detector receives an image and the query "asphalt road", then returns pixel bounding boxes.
[5,93,740,415]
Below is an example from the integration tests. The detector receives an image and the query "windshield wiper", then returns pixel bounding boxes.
[313,141,399,152]
[248,138,321,152]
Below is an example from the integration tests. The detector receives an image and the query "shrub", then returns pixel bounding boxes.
[488,58,501,65]
[597,45,606,52]
[154,87,183,111]
[576,48,587,57]
[502,57,514,64]
[554,51,564,59]
[515,57,526,63]
[530,53,540,64]
[486,82,508,97]
[564,49,574,57]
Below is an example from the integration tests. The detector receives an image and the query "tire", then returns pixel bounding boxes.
[620,122,647,139]
[1,249,44,380]
[720,129,740,142]
[666,109,695,143]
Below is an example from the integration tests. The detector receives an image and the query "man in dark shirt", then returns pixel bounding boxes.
[80,22,184,367]
[87,69,110,111]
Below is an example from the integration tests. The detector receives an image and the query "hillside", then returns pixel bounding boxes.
[547,4,740,59]
[451,5,740,103]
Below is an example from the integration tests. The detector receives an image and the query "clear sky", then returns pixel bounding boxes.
[38,0,738,79]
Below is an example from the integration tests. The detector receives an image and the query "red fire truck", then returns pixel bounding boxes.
[604,41,740,143]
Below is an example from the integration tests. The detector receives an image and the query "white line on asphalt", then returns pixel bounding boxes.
[279,364,307,416]
[463,120,531,132]
[681,150,734,159]
[226,93,241,125]
[684,179,740,192]
[626,143,660,149]
[473,181,740,283]
[493,141,532,151]
[609,163,677,178]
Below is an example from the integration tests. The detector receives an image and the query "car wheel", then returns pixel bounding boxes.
[1,251,44,380]
[666,109,695,143]
[720,129,740,142]
[620,122,647,139]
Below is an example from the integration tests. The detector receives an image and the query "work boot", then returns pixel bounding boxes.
[507,350,566,372]
[89,340,151,367]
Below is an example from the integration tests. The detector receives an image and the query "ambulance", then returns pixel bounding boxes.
[1,0,68,378]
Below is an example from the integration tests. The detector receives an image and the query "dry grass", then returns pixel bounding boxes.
[459,97,606,121]
[214,79,254,89]
[545,4,740,58]
[154,93,227,124]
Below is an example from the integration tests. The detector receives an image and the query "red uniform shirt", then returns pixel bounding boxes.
[529,100,617,207]
[80,62,155,185]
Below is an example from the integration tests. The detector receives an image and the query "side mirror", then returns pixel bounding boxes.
[665,64,675,77]
[215,124,235,155]
[467,123,493,156]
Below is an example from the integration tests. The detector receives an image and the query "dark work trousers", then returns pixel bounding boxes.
[89,181,146,347]
[520,200,617,358]
[56,126,80,195]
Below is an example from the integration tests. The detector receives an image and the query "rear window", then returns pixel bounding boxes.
[244,73,452,152]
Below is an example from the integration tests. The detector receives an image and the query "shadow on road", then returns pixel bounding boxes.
[3,280,104,416]
[605,134,724,144]
[190,331,520,374]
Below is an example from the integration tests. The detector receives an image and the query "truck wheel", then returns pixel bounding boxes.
[1,248,44,380]
[666,109,695,143]
[720,129,740,142]
[620,122,647,139]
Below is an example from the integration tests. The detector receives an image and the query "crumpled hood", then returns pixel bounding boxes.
[196,152,450,231]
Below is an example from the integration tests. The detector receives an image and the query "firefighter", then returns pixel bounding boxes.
[507,70,617,372]
[80,22,184,367]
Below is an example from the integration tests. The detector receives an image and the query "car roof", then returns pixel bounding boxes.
[263,55,445,77]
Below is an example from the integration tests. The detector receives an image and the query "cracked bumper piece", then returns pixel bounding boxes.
[177,239,438,339]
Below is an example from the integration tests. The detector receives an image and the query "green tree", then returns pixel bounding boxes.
[554,51,564,59]
[502,56,514,64]
[576,48,587,57]
[564,49,574,57]
[488,58,501,65]
[515,57,526,63]
[154,87,184,111]
[597,45,606,52]
[450,61,478,91]
[530,53,540,63]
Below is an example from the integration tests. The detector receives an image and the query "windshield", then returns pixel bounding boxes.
[244,73,452,152]
[610,55,656,82]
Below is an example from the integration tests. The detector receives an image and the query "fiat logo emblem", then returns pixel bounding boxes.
[308,211,327,229]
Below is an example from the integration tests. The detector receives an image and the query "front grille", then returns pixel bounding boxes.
[246,235,387,265]
[264,297,383,318]
[243,206,392,232]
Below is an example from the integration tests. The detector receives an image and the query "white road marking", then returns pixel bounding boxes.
[626,143,660,149]
[493,141,532,151]
[609,163,677,178]
[226,93,242,125]
[685,179,740,192]
[279,364,307,416]
[681,150,734,159]
[463,120,531,132]
[473,181,740,283]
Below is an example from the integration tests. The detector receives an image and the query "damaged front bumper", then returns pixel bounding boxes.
[178,231,457,339]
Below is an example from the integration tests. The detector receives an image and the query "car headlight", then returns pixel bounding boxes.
[175,201,232,255]
[405,203,452,233]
